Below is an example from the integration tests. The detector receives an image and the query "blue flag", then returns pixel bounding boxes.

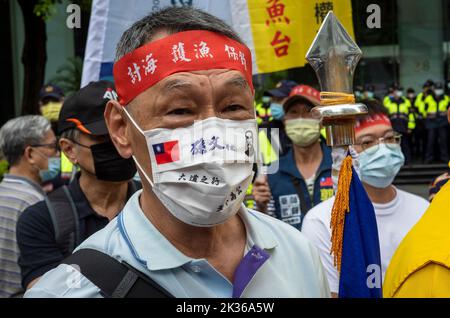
[339,168,382,298]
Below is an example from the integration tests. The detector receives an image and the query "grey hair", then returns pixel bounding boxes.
[59,128,80,142]
[115,6,243,61]
[0,115,51,166]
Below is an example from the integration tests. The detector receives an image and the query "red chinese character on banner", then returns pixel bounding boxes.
[270,30,290,57]
[266,0,290,26]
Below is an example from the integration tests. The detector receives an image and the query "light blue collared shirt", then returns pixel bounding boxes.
[25,190,330,298]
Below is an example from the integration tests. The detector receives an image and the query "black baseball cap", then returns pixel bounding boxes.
[40,84,65,101]
[265,80,298,98]
[58,81,118,136]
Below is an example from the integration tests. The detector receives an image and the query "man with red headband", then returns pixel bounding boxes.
[302,100,429,297]
[25,7,330,298]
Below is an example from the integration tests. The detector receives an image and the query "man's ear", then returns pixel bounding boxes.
[104,100,133,159]
[447,107,450,124]
[23,146,37,166]
[59,138,78,165]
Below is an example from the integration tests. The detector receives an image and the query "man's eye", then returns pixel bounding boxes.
[224,104,245,112]
[362,140,375,147]
[167,108,192,115]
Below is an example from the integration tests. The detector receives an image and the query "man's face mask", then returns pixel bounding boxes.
[90,140,137,182]
[123,108,257,227]
[435,89,444,96]
[358,143,405,189]
[41,102,63,122]
[74,139,137,182]
[270,103,285,120]
[285,118,321,147]
[39,156,61,183]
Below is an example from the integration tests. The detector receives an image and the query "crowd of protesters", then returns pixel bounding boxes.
[0,6,448,299]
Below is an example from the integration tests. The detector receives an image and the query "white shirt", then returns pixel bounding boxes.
[302,187,429,294]
[25,190,330,298]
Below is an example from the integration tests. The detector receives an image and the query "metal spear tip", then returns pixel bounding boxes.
[306,11,362,93]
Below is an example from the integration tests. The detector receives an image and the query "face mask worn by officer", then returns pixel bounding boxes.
[358,143,405,189]
[270,103,284,120]
[123,108,257,227]
[75,139,137,182]
[285,118,321,147]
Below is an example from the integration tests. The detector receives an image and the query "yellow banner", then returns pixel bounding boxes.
[247,0,354,74]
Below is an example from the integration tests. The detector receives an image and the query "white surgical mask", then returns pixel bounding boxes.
[124,108,257,227]
[358,144,405,189]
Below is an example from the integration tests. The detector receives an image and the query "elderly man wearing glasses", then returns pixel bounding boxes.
[0,115,58,297]
[301,99,430,298]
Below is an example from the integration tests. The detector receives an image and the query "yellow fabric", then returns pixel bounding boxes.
[61,152,74,177]
[320,127,327,139]
[415,93,426,117]
[391,263,450,298]
[408,112,416,130]
[383,181,450,298]
[244,183,255,209]
[383,95,391,108]
[422,95,450,116]
[384,97,411,116]
[258,130,278,165]
[247,0,354,73]
[255,102,272,125]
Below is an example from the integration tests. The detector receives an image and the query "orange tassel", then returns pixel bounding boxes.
[330,155,353,273]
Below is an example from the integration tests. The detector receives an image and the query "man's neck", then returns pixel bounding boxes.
[293,142,323,179]
[79,172,129,220]
[8,164,41,185]
[363,183,397,204]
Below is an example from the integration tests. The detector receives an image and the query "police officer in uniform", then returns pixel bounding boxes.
[423,82,450,163]
[384,85,414,165]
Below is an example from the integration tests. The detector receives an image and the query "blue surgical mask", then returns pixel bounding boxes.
[358,144,405,188]
[270,103,285,120]
[39,157,61,182]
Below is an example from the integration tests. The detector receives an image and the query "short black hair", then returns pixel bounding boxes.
[116,7,243,61]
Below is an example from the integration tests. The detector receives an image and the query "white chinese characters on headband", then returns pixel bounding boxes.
[225,45,247,70]
[127,40,248,85]
[194,41,213,59]
[127,54,158,84]
[172,42,192,63]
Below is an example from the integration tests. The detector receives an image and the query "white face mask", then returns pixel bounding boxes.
[124,108,257,227]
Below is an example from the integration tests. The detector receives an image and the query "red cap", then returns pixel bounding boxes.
[284,85,321,111]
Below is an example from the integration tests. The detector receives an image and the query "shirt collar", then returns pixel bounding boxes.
[3,174,46,196]
[119,191,278,271]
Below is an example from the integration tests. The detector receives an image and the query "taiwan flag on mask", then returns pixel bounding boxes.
[152,141,180,165]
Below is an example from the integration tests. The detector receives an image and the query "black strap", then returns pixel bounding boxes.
[289,176,311,215]
[62,249,174,298]
[45,186,80,256]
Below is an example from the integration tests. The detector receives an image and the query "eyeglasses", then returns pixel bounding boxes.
[354,133,402,155]
[30,141,60,151]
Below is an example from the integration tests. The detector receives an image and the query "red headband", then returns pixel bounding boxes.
[355,114,391,133]
[113,30,253,105]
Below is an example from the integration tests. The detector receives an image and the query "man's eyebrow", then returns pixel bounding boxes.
[357,133,376,140]
[224,76,249,89]
[161,79,193,94]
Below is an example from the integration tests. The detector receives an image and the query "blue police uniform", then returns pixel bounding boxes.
[267,141,333,230]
